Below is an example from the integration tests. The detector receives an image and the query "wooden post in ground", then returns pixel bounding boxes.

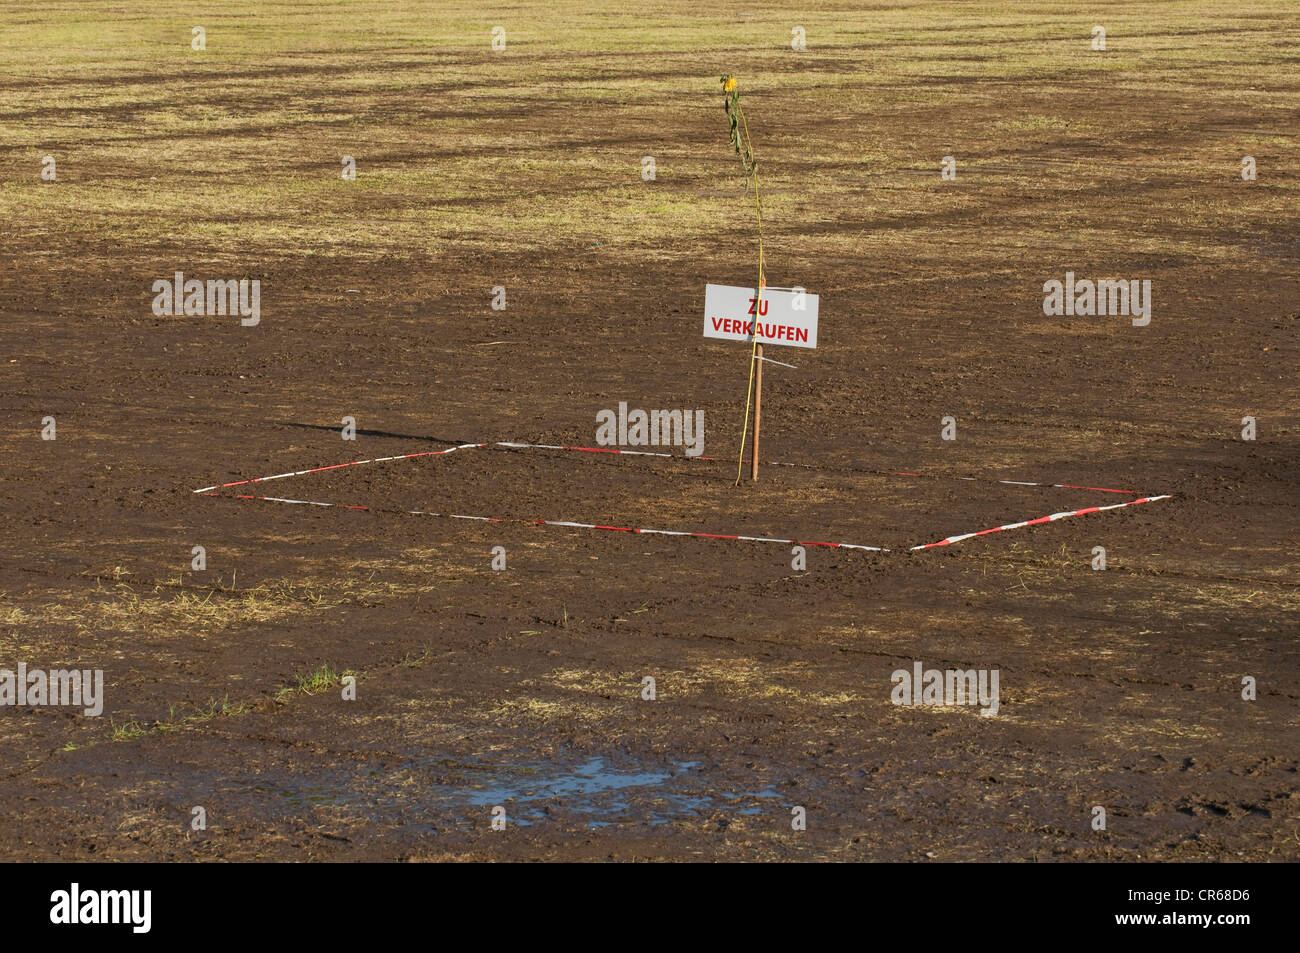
[751,344,762,481]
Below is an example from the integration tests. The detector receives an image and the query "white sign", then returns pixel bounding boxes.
[703,283,818,349]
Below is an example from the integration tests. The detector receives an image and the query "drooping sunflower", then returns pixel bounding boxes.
[720,74,754,172]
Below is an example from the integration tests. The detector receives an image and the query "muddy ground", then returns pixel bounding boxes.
[0,1,1297,860]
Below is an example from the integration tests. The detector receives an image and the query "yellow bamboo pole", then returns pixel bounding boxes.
[734,104,765,486]
[751,343,762,481]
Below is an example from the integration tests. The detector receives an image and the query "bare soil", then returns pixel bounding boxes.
[0,1,1296,861]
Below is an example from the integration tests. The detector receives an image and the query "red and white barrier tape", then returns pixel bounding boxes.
[201,492,888,551]
[192,443,485,494]
[909,494,1173,551]
[192,440,1170,553]
[195,441,1143,496]
[498,442,1142,494]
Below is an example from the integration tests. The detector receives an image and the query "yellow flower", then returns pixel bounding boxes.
[723,77,737,92]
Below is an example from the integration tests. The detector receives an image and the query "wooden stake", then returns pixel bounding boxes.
[751,344,762,481]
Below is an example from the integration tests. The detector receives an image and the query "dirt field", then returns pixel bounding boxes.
[1,0,1296,861]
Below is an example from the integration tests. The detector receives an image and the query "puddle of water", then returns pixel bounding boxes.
[246,753,782,829]
[457,756,707,827]
[462,757,694,805]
